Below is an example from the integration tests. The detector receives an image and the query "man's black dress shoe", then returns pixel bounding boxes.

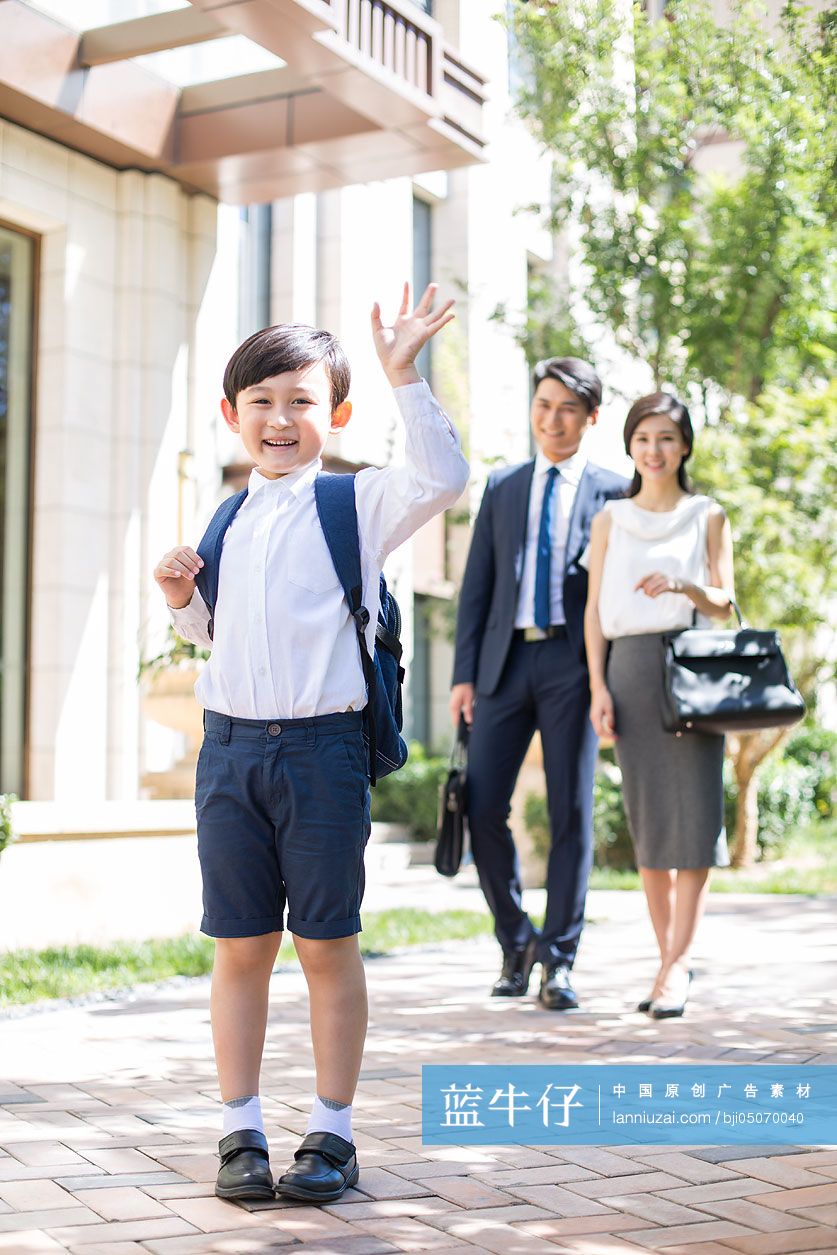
[275,1131,359,1203]
[215,1129,274,1201]
[538,964,579,1010]
[491,936,539,997]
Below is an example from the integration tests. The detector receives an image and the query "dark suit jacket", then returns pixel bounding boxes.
[453,459,630,695]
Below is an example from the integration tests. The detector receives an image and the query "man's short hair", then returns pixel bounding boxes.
[532,356,602,413]
[223,324,351,411]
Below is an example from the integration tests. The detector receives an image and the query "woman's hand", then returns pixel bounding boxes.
[590,686,617,739]
[635,571,690,599]
[372,282,455,389]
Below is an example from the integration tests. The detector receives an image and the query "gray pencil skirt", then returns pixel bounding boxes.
[606,633,729,870]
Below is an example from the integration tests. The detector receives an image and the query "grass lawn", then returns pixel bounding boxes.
[589,821,837,894]
[0,909,495,1009]
[2,825,833,1009]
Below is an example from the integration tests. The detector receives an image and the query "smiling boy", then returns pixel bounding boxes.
[154,285,467,1204]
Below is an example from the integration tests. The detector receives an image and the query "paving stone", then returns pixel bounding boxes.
[425,1204,556,1231]
[631,1154,744,1184]
[0,1204,102,1232]
[352,1167,432,1200]
[597,1192,709,1226]
[550,1237,665,1254]
[0,1161,104,1183]
[692,1197,818,1231]
[567,1172,685,1199]
[519,1214,648,1239]
[617,1219,762,1249]
[427,1176,517,1208]
[347,1216,473,1249]
[162,1195,288,1232]
[321,1199,461,1221]
[720,1159,835,1189]
[66,1244,148,1254]
[554,1148,653,1176]
[659,1180,781,1204]
[0,1142,88,1167]
[792,1203,837,1226]
[473,1164,600,1188]
[55,1172,187,1190]
[142,1230,297,1253]
[428,1216,568,1252]
[0,1232,67,1251]
[71,1186,174,1221]
[79,1147,175,1174]
[721,1227,837,1252]
[0,1178,76,1210]
[47,1217,199,1245]
[754,1184,837,1212]
[502,1183,616,1216]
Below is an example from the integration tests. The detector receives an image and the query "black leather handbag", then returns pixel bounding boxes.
[662,603,805,736]
[435,717,470,877]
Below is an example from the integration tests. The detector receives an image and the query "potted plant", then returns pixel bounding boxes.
[140,629,210,797]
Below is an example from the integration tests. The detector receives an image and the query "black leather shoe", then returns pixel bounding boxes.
[275,1131,359,1203]
[538,964,579,1010]
[215,1129,274,1201]
[491,936,539,997]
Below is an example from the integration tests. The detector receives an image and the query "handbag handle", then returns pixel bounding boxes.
[450,715,469,767]
[691,599,745,628]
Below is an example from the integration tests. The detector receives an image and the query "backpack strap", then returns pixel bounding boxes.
[194,488,248,639]
[314,472,379,783]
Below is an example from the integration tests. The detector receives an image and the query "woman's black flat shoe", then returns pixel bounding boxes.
[275,1131,359,1203]
[215,1128,275,1201]
[637,997,652,1013]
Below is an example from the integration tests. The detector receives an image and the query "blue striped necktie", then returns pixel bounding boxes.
[534,466,559,630]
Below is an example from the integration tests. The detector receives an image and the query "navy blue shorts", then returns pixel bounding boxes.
[195,709,371,940]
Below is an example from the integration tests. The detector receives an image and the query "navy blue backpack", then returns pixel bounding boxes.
[314,472,408,785]
[194,474,408,785]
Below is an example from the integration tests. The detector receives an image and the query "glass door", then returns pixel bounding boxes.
[0,224,35,796]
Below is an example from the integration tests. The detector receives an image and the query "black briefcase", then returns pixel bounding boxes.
[662,603,805,736]
[435,717,470,877]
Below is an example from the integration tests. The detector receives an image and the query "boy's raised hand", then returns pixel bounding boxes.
[371,282,455,388]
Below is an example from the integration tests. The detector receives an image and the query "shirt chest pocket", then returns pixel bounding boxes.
[288,540,341,595]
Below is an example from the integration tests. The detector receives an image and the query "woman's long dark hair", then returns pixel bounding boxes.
[623,391,694,498]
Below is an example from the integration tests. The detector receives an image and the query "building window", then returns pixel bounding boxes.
[412,196,433,385]
[239,203,272,340]
[0,224,35,796]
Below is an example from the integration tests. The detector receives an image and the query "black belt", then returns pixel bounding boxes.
[514,625,568,642]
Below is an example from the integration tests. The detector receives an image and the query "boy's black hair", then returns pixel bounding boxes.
[223,324,351,411]
[532,356,602,414]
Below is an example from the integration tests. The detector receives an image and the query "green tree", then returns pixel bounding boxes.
[691,382,837,865]
[506,0,837,865]
[506,0,836,403]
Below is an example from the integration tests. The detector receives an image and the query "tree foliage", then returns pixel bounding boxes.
[507,0,836,403]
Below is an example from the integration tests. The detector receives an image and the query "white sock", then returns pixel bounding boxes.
[222,1094,264,1137]
[307,1095,352,1143]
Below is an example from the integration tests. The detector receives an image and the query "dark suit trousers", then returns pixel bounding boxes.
[467,635,597,967]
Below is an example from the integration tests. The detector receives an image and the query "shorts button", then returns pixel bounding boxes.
[267,723,281,736]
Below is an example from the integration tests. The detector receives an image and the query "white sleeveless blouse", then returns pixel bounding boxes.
[598,495,712,640]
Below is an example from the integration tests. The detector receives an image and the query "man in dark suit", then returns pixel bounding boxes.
[451,357,628,1009]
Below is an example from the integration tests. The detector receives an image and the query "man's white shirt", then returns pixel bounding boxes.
[514,449,588,629]
[169,379,467,720]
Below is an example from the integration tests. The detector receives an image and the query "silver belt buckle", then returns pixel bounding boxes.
[523,626,548,642]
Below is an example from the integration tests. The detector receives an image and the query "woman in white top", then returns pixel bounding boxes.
[584,393,735,1019]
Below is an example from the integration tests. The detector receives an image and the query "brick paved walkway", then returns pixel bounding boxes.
[1,880,836,1254]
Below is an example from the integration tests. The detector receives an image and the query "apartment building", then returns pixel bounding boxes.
[1,0,568,806]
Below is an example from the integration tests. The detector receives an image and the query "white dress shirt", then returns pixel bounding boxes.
[169,379,468,719]
[515,449,588,628]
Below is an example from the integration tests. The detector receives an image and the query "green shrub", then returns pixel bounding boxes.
[724,755,819,860]
[0,794,17,858]
[783,724,835,821]
[369,743,448,842]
